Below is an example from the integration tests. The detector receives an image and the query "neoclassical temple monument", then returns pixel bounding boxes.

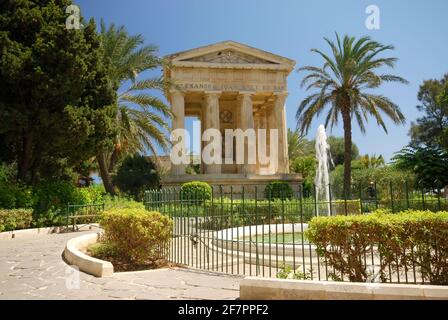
[161,41,301,192]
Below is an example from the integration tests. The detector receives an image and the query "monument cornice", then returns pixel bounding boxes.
[171,61,294,72]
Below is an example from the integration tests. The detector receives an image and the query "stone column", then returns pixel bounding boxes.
[204,91,221,174]
[239,92,256,175]
[170,90,186,175]
[274,92,288,174]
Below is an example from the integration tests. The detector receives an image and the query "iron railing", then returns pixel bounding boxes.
[144,183,447,284]
[66,203,105,230]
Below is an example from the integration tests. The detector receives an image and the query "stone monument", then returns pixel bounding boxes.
[162,41,302,192]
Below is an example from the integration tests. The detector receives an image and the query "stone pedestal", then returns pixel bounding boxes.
[161,173,302,196]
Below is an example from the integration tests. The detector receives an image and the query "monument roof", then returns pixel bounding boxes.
[164,40,296,71]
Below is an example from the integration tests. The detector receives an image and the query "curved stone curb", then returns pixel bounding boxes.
[63,232,113,278]
[0,224,100,240]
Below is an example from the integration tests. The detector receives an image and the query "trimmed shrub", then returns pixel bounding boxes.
[0,209,33,232]
[100,208,172,264]
[180,181,212,204]
[306,210,448,284]
[264,181,293,200]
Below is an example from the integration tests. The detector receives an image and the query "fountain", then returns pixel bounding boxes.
[314,125,332,216]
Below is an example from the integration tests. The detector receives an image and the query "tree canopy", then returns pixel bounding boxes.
[392,145,448,189]
[0,0,116,184]
[409,74,448,150]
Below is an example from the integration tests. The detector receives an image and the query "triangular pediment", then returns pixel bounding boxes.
[181,49,277,65]
[165,41,295,71]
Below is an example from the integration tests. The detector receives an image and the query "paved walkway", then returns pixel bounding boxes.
[0,231,242,300]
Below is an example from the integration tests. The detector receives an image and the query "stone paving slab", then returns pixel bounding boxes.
[0,231,241,300]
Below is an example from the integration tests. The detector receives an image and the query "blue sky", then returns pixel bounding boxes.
[75,0,448,161]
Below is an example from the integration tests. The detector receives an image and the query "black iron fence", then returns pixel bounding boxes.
[144,182,447,284]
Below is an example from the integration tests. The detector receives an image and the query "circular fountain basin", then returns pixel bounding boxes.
[208,223,320,268]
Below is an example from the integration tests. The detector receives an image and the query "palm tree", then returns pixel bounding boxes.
[97,22,171,195]
[296,33,408,197]
[287,128,314,160]
[360,154,385,169]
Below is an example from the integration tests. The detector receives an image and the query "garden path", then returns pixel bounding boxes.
[0,231,241,300]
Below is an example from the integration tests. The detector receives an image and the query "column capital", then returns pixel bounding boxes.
[170,90,185,99]
[274,91,289,99]
[204,91,221,101]
[237,91,255,102]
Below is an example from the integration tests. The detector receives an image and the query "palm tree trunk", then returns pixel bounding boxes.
[342,110,352,199]
[96,153,115,196]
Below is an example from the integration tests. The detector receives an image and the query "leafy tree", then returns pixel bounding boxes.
[96,22,171,195]
[330,162,414,199]
[0,0,116,184]
[327,136,359,167]
[291,156,316,196]
[297,33,408,197]
[113,154,160,200]
[409,74,448,150]
[392,145,448,189]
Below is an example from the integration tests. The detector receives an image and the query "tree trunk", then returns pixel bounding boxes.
[96,153,115,196]
[108,148,120,173]
[17,130,33,183]
[342,110,352,199]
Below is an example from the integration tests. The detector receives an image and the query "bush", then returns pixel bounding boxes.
[104,195,145,210]
[31,209,66,228]
[100,208,172,264]
[180,181,212,204]
[276,265,312,280]
[264,181,293,200]
[331,200,361,215]
[0,209,33,232]
[78,184,105,204]
[33,181,82,214]
[113,154,160,201]
[0,183,33,209]
[306,210,448,284]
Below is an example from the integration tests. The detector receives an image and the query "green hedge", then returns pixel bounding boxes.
[100,208,172,264]
[306,210,448,285]
[0,209,33,232]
